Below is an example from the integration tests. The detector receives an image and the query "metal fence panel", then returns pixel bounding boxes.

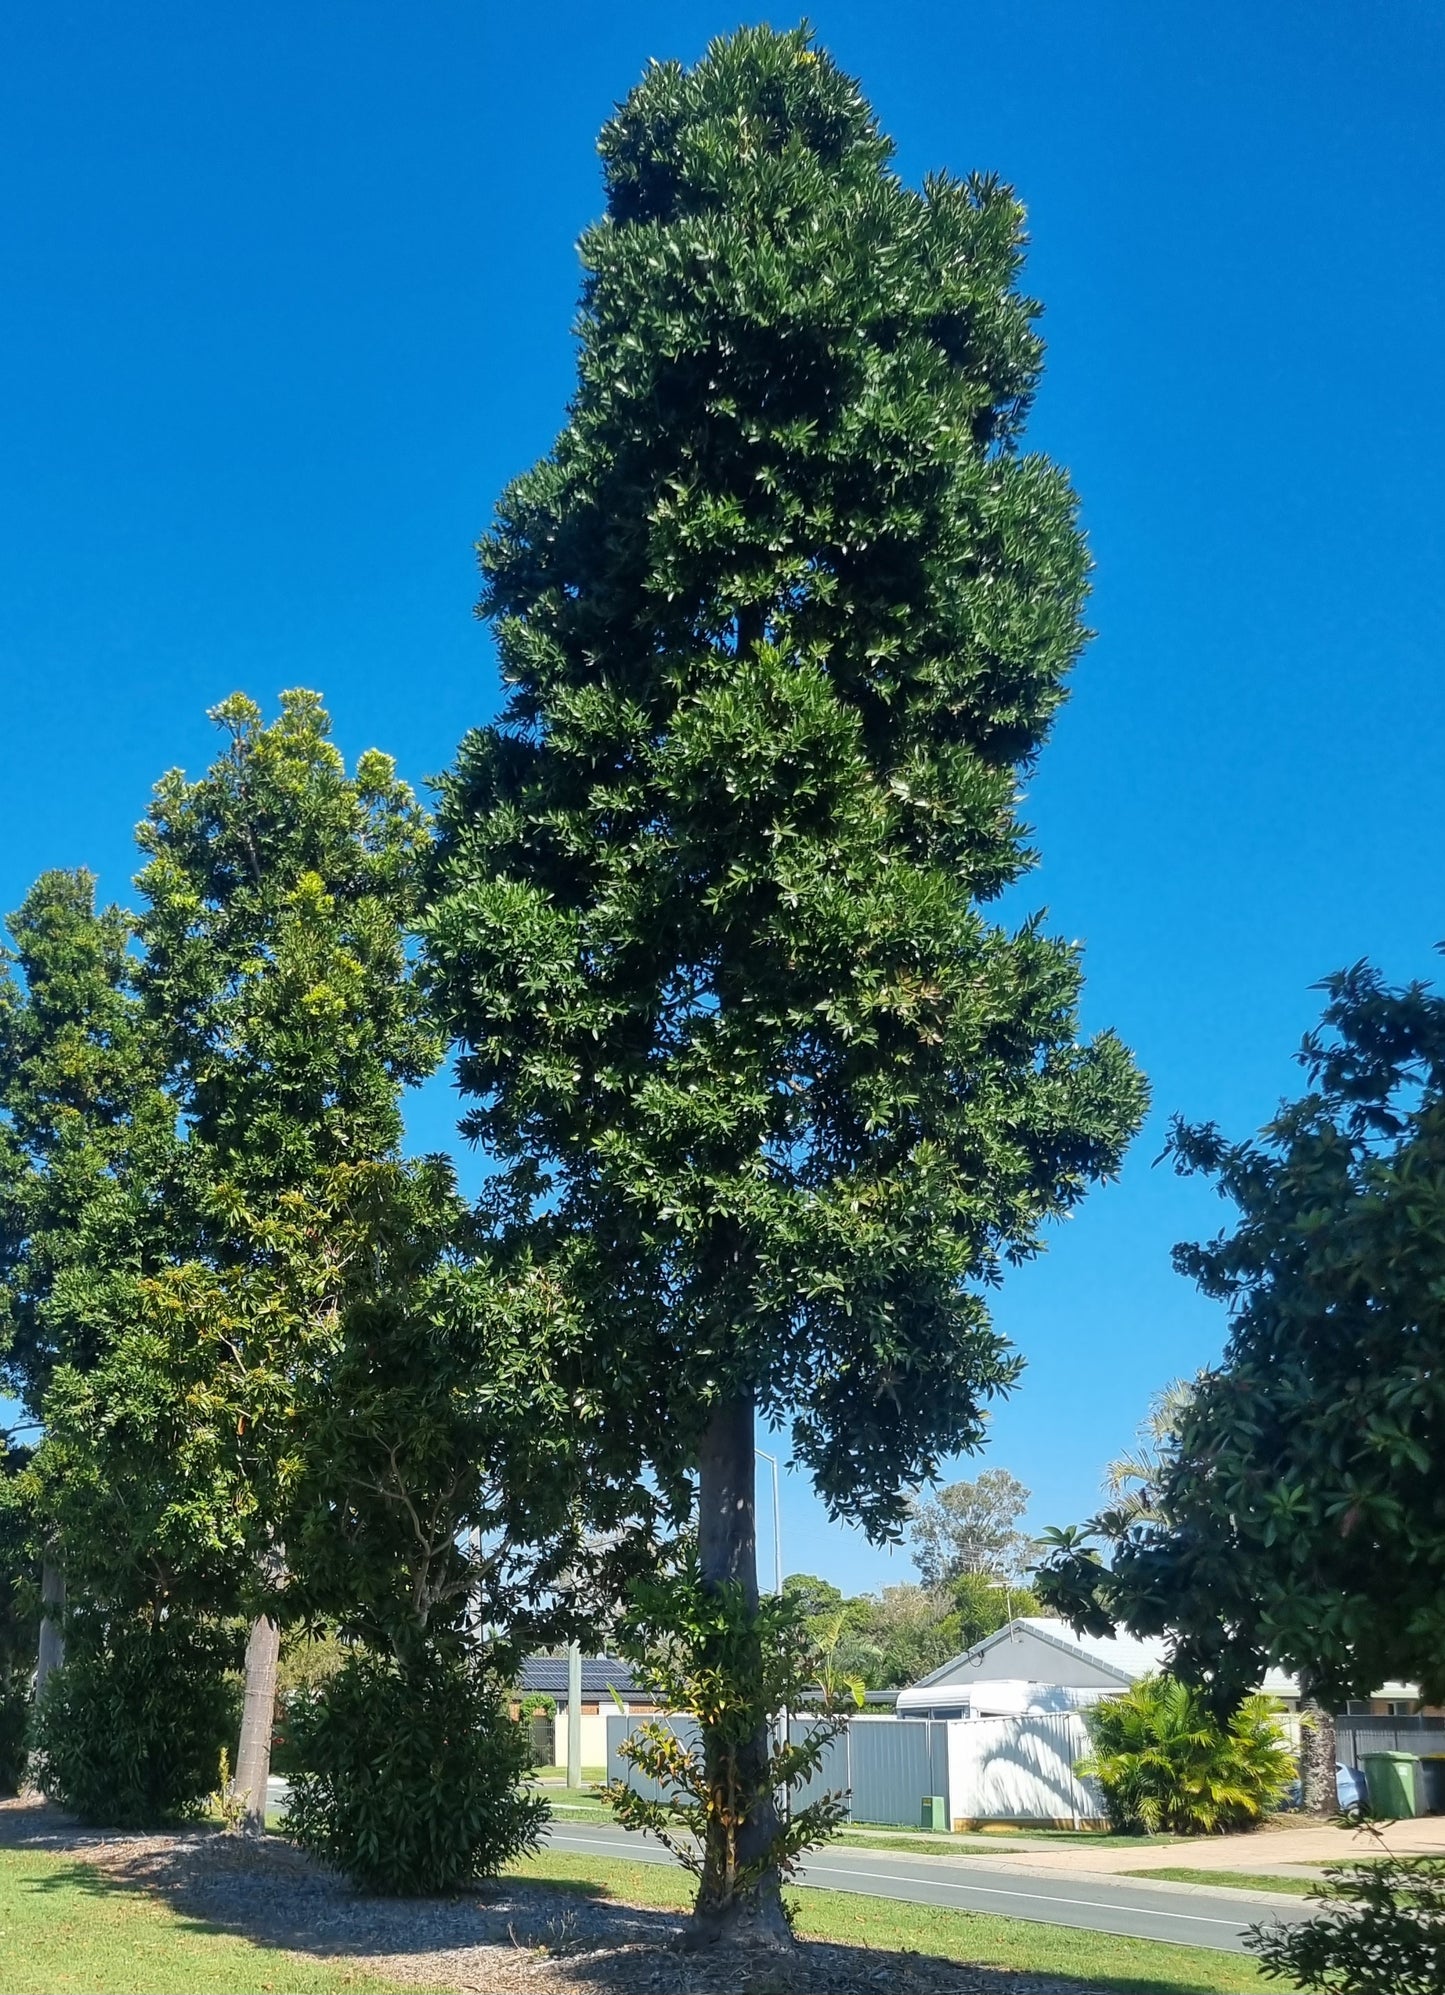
[527,1714,556,1768]
[1337,1717,1445,1761]
[847,1718,949,1827]
[787,1719,849,1814]
[605,1712,699,1799]
[607,1712,947,1828]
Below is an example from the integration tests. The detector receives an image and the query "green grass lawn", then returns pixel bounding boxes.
[949,1828,1187,1847]
[507,1848,1274,1994]
[0,1848,404,1994]
[0,1831,1275,1995]
[1300,1853,1404,1867]
[1120,1866,1318,1898]
[832,1827,997,1855]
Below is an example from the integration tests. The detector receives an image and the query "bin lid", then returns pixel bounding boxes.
[1363,1750,1420,1763]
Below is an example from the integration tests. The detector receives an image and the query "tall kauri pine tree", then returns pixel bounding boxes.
[427,28,1146,1941]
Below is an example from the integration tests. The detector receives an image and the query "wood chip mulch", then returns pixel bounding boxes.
[0,1796,1110,1994]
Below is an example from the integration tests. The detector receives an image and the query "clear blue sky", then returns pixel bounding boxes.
[3,3,1442,1594]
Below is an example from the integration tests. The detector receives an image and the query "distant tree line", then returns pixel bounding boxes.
[784,1468,1046,1691]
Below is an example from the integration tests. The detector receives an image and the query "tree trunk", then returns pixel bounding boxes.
[688,1389,791,1950]
[1298,1683,1338,1818]
[35,1559,66,1703]
[231,1614,281,1834]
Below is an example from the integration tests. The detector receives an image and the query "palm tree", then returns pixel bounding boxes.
[1077,1675,1296,1835]
[1101,1379,1197,1525]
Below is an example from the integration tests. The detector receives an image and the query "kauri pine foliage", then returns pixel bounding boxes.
[428,22,1146,1535]
[0,870,177,1421]
[32,694,442,1630]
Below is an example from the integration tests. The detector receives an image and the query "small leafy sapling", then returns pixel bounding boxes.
[605,1562,857,1941]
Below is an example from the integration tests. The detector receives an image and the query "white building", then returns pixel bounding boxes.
[896,1616,1417,1720]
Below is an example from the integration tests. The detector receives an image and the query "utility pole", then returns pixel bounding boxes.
[756,1447,787,1822]
[755,1448,782,1594]
[566,1639,582,1789]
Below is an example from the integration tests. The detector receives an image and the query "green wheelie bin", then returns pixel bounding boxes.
[1363,1750,1420,1818]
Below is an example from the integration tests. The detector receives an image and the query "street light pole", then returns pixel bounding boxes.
[566,1639,582,1789]
[755,1445,788,1821]
[755,1447,782,1594]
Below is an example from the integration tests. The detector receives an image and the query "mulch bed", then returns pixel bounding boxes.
[0,1796,1109,1994]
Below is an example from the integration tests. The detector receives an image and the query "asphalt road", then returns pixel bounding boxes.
[266,1781,1303,1956]
[543,1819,1308,1955]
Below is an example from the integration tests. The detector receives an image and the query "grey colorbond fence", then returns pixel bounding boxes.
[1336,1716,1445,1762]
[786,1718,951,1824]
[605,1713,699,1802]
[605,1713,950,1828]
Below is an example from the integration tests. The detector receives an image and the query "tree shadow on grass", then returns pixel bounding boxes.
[21,1854,292,1957]
[0,1801,1241,1994]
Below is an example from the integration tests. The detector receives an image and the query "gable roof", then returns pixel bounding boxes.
[911,1616,1167,1692]
[906,1619,1415,1705]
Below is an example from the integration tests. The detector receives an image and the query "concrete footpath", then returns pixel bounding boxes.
[972,1812,1445,1878]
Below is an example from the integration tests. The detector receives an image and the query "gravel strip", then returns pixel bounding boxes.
[0,1796,1109,1994]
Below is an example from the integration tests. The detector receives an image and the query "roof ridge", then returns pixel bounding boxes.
[907,1615,1166,1692]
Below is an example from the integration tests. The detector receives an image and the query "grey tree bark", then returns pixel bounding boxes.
[35,1559,66,1703]
[688,1389,791,1950]
[231,1614,281,1834]
[1298,1683,1339,1818]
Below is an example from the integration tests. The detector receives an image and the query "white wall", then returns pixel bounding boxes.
[898,1677,1107,1718]
[946,1712,1105,1826]
[557,1705,610,1770]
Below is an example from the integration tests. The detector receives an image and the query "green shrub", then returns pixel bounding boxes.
[284,1646,546,1894]
[32,1609,239,1826]
[0,1669,31,1795]
[1077,1674,1295,1835]
[1248,1855,1445,1993]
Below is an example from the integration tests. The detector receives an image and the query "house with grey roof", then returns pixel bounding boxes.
[895,1616,1418,1720]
